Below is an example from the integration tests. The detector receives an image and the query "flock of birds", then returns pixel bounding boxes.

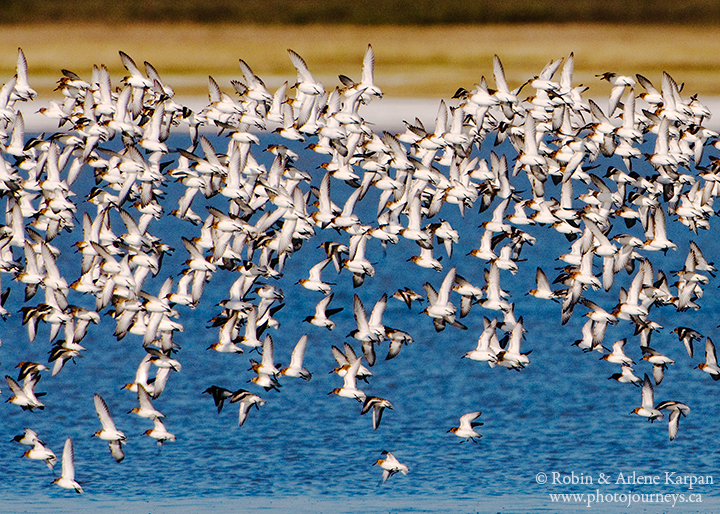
[1,43,719,492]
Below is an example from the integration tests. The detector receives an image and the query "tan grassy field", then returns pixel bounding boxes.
[2,23,720,100]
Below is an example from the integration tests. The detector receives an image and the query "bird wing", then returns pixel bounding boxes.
[507,318,525,353]
[485,263,501,301]
[706,338,718,367]
[308,258,330,281]
[288,49,315,83]
[372,403,385,430]
[357,44,374,83]
[16,48,30,83]
[331,345,349,367]
[437,267,457,305]
[536,267,551,293]
[344,342,359,362]
[491,197,511,224]
[61,438,75,481]
[109,440,125,463]
[369,293,387,327]
[289,335,308,369]
[493,55,509,93]
[459,411,481,430]
[641,374,654,408]
[94,394,117,431]
[343,356,362,389]
[538,58,563,81]
[119,51,144,80]
[261,335,275,369]
[315,293,333,318]
[238,400,251,426]
[668,409,680,441]
[137,385,155,410]
[353,294,369,331]
[560,52,575,89]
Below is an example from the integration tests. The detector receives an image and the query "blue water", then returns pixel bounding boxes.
[1,126,719,514]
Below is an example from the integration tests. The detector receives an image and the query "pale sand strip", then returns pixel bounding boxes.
[20,97,720,133]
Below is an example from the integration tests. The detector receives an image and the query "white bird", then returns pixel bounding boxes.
[123,354,155,395]
[361,396,394,430]
[481,197,511,233]
[303,293,342,330]
[12,48,37,101]
[374,450,408,484]
[632,374,663,421]
[349,294,384,366]
[423,267,466,331]
[518,114,546,169]
[453,274,483,318]
[344,233,375,287]
[596,71,635,116]
[636,73,663,105]
[144,418,175,444]
[12,428,42,446]
[230,389,266,426]
[671,326,702,359]
[329,356,366,402]
[53,438,83,493]
[601,338,635,366]
[130,385,164,420]
[496,317,530,369]
[237,306,262,349]
[469,228,498,262]
[208,311,244,354]
[463,317,499,364]
[139,101,168,153]
[409,245,442,271]
[280,335,312,380]
[448,411,483,442]
[249,334,280,383]
[119,50,153,89]
[23,440,57,469]
[341,44,383,103]
[641,347,674,385]
[331,343,373,382]
[656,401,690,441]
[93,394,127,462]
[481,262,511,312]
[492,54,520,112]
[616,269,649,318]
[531,57,563,91]
[697,337,720,380]
[288,49,324,97]
[297,258,333,294]
[6,374,44,411]
[528,267,558,301]
[608,366,642,385]
[400,194,431,245]
[238,58,273,103]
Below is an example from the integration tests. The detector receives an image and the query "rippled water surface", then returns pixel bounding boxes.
[1,132,719,513]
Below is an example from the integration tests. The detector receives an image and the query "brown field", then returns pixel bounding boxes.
[3,23,720,99]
